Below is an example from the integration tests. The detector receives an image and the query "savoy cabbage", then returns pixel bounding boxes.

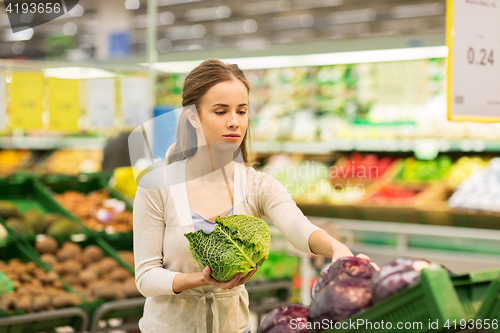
[185,214,271,282]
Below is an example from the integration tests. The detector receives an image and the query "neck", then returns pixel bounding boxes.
[186,145,235,181]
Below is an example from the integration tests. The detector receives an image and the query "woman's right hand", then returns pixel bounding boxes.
[201,266,258,290]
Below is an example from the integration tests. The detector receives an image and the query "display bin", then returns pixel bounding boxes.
[476,278,500,333]
[0,237,88,333]
[39,173,134,247]
[451,209,500,230]
[451,268,500,319]
[22,232,139,328]
[415,185,455,226]
[0,176,88,241]
[32,149,103,177]
[297,203,359,220]
[323,265,466,333]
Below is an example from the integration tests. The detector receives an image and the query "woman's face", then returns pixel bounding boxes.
[192,79,249,148]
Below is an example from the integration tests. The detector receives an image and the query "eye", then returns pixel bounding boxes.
[215,111,226,115]
[238,110,247,115]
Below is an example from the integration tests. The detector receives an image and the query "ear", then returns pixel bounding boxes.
[187,109,200,129]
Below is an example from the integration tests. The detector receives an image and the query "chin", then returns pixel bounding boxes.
[210,141,240,153]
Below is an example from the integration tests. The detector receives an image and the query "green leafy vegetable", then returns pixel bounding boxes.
[185,214,271,282]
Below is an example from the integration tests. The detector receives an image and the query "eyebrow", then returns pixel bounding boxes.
[212,103,248,107]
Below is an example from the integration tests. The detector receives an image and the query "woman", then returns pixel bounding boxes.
[133,59,372,333]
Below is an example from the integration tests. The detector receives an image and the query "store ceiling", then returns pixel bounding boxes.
[0,0,446,61]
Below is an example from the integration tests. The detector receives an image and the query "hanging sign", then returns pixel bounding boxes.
[48,78,80,132]
[447,0,500,122]
[10,72,44,130]
[88,78,115,129]
[121,76,149,126]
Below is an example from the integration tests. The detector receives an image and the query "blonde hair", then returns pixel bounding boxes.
[166,59,252,165]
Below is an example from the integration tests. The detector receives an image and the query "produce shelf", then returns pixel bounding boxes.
[253,139,500,154]
[89,297,145,333]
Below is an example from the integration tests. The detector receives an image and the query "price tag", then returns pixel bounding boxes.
[0,75,5,129]
[88,79,115,129]
[10,72,44,130]
[48,78,80,132]
[120,76,149,126]
[447,0,500,121]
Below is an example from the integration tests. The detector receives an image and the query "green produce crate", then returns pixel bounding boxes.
[0,176,88,240]
[476,278,500,332]
[22,232,137,325]
[452,209,500,230]
[452,269,500,320]
[323,265,466,333]
[40,173,134,247]
[0,238,88,333]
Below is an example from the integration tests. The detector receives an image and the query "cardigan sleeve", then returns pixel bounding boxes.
[133,185,180,297]
[258,172,325,254]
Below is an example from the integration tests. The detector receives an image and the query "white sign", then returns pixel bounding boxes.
[0,76,5,129]
[88,79,116,129]
[120,77,149,126]
[447,0,500,121]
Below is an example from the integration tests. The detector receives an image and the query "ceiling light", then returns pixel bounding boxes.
[125,0,140,10]
[11,41,25,55]
[44,67,116,79]
[330,9,376,24]
[69,4,84,17]
[186,6,230,22]
[299,14,314,27]
[293,0,342,9]
[242,1,282,15]
[242,19,258,33]
[159,12,175,25]
[392,3,444,19]
[4,28,34,41]
[157,0,200,6]
[150,46,448,73]
[190,24,205,38]
[63,22,78,36]
[157,38,172,52]
[216,6,231,19]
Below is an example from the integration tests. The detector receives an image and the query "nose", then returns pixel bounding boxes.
[228,110,239,129]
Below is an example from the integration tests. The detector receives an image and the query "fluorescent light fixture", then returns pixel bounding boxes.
[242,1,290,15]
[4,28,34,41]
[330,9,376,24]
[392,3,445,19]
[44,67,116,79]
[185,6,230,22]
[149,46,448,73]
[293,0,342,9]
[216,20,258,36]
[158,0,199,6]
[166,24,205,40]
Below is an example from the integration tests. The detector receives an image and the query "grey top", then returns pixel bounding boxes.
[191,205,234,233]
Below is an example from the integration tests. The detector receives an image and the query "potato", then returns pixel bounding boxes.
[108,267,131,282]
[63,260,83,275]
[15,296,33,312]
[97,257,118,275]
[40,253,57,267]
[118,251,134,267]
[25,262,37,273]
[82,245,104,263]
[57,242,82,261]
[123,280,141,298]
[62,274,79,286]
[52,279,64,289]
[78,270,98,286]
[39,271,58,285]
[32,294,50,312]
[51,292,81,309]
[52,262,65,275]
[92,284,125,301]
[35,236,58,254]
[18,271,32,284]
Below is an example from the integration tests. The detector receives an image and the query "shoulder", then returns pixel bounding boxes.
[236,162,284,191]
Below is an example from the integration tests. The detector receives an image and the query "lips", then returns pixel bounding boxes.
[223,134,240,137]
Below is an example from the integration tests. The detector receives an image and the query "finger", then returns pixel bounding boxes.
[371,262,380,271]
[238,268,257,285]
[356,253,371,262]
[202,266,211,280]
